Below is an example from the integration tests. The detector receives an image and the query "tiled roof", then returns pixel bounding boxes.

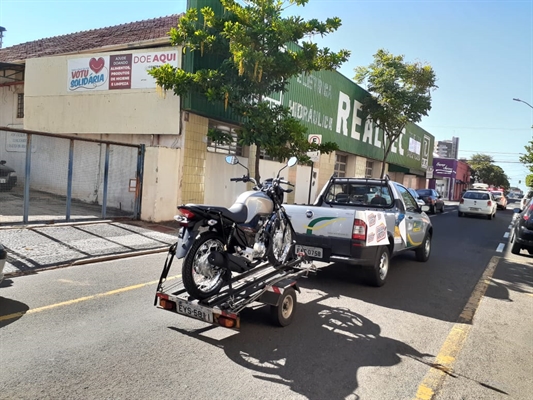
[0,14,182,63]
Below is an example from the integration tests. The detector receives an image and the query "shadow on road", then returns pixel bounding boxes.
[484,256,533,302]
[169,295,433,400]
[0,296,29,329]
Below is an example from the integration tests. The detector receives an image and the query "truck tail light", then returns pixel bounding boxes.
[352,219,367,241]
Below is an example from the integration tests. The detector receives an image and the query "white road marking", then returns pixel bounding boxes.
[496,243,505,252]
[503,232,509,238]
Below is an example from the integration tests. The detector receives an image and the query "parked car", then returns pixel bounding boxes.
[510,198,533,255]
[0,160,17,191]
[491,190,508,210]
[458,189,497,219]
[520,190,533,211]
[407,187,426,208]
[416,188,444,214]
[0,243,6,284]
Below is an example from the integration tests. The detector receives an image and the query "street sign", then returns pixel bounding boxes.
[426,166,434,179]
[307,151,320,162]
[307,134,322,162]
[308,134,322,145]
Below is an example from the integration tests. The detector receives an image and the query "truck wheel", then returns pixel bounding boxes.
[415,233,432,262]
[271,287,296,327]
[365,246,389,287]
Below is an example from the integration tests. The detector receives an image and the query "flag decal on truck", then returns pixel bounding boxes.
[305,217,345,235]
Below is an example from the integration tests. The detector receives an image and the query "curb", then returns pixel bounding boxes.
[4,246,171,278]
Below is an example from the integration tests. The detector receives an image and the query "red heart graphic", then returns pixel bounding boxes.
[89,57,105,74]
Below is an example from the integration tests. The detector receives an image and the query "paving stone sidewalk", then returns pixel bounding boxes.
[1,220,179,276]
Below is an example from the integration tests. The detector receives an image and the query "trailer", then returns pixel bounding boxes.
[155,243,316,330]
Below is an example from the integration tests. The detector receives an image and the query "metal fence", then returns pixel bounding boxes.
[0,127,144,226]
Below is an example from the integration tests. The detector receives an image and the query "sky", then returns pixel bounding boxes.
[1,0,532,191]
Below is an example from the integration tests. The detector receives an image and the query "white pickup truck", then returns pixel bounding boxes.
[284,176,433,286]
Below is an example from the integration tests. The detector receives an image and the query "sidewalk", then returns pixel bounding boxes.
[1,220,179,277]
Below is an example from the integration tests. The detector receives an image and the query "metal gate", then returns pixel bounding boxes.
[0,127,144,226]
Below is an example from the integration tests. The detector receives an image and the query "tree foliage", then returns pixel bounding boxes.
[149,0,350,180]
[526,174,533,188]
[354,49,438,177]
[468,154,510,189]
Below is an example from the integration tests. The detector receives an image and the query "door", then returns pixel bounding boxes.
[395,184,427,248]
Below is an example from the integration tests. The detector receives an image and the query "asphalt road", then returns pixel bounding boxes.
[1,203,532,400]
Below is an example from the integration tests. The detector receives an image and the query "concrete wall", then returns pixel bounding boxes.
[141,146,182,222]
[24,47,181,135]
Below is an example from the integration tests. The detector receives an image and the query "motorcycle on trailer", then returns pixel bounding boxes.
[174,155,298,300]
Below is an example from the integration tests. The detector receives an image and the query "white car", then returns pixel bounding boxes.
[0,243,6,284]
[458,190,497,219]
[520,191,533,211]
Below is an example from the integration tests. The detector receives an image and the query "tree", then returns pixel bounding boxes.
[354,49,438,177]
[526,174,533,188]
[149,0,349,181]
[468,154,510,189]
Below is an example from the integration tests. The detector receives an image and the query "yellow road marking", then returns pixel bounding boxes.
[414,256,500,400]
[0,275,181,322]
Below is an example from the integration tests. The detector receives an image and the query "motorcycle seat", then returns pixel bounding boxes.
[188,203,248,223]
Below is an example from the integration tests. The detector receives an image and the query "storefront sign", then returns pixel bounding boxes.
[67,50,180,92]
[433,158,457,177]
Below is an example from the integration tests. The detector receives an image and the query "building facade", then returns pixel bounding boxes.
[0,7,435,222]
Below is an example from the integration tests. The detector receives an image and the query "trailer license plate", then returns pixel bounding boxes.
[177,300,213,323]
[295,245,323,258]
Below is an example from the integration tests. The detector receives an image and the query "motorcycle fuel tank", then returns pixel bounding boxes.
[234,190,274,223]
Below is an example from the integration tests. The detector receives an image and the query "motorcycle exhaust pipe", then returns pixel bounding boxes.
[208,251,249,273]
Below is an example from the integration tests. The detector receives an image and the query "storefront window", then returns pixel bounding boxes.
[207,122,243,156]
[334,154,347,177]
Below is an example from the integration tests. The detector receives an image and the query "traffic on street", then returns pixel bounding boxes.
[1,200,532,400]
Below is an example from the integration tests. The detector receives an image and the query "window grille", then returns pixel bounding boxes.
[207,122,243,156]
[365,160,374,178]
[17,93,24,118]
[334,154,347,177]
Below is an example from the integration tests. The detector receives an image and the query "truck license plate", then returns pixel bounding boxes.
[295,245,323,258]
[177,300,213,323]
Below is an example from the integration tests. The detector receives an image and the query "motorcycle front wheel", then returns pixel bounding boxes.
[267,216,294,266]
[182,231,226,300]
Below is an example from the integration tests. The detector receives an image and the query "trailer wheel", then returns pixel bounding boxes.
[271,287,296,327]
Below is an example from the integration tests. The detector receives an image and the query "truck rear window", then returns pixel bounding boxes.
[324,182,392,206]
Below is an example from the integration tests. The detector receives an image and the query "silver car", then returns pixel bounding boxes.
[520,190,533,211]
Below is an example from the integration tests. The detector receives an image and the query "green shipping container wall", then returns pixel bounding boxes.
[183,0,434,174]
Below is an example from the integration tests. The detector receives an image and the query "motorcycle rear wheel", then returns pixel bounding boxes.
[182,232,226,300]
[267,216,294,266]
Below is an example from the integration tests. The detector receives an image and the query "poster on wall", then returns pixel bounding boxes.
[67,50,179,92]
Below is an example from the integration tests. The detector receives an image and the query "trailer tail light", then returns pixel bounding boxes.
[217,312,239,329]
[352,219,367,241]
[158,295,176,311]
